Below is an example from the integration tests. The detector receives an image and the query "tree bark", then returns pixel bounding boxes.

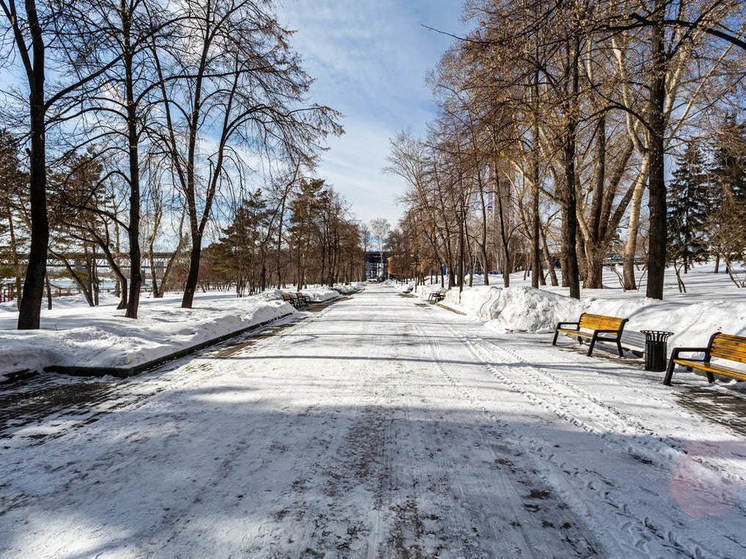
[622,157,649,290]
[17,0,48,329]
[531,64,541,289]
[45,272,52,310]
[646,4,667,300]
[562,38,581,300]
[123,12,142,319]
[584,114,606,289]
[541,226,559,286]
[182,238,201,308]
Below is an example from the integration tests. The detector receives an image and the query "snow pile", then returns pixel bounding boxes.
[441,286,503,319]
[333,284,363,295]
[413,263,746,350]
[486,287,746,348]
[259,286,342,302]
[0,293,295,375]
[300,287,339,303]
[414,283,443,300]
[486,287,584,332]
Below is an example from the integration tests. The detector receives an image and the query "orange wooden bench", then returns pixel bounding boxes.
[553,313,628,357]
[664,333,746,385]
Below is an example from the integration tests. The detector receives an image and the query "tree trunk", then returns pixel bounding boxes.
[585,244,605,289]
[458,212,464,290]
[276,198,286,288]
[92,245,99,306]
[541,227,559,286]
[17,0,48,329]
[53,251,94,306]
[149,249,160,298]
[622,158,649,290]
[182,238,201,308]
[124,24,141,319]
[45,272,52,310]
[646,4,667,300]
[562,37,581,299]
[478,182,489,285]
[531,65,541,289]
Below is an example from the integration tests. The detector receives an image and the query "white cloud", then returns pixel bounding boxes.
[277,0,469,226]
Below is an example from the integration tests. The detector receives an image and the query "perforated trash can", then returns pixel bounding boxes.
[641,330,674,372]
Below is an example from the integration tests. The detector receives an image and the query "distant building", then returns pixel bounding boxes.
[364,251,388,280]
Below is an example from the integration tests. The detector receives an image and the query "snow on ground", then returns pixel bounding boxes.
[333,283,366,295]
[414,263,746,363]
[1,285,744,557]
[0,285,347,376]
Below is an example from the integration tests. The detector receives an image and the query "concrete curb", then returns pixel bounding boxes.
[44,311,297,378]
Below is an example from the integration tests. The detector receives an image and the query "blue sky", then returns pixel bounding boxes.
[277,0,469,226]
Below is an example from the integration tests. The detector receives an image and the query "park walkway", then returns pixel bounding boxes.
[1,285,745,557]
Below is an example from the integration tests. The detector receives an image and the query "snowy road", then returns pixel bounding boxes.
[2,285,746,558]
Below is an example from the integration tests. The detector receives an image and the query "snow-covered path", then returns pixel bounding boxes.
[2,285,745,558]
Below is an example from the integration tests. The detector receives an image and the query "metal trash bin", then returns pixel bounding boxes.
[640,330,674,371]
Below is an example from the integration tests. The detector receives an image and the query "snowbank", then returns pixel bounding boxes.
[414,264,746,350]
[333,283,365,295]
[262,286,346,302]
[0,293,295,376]
[301,287,340,302]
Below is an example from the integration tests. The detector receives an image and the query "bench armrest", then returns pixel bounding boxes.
[670,347,708,361]
[555,321,580,330]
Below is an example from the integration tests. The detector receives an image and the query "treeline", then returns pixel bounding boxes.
[388,0,745,298]
[204,178,364,295]
[0,0,343,329]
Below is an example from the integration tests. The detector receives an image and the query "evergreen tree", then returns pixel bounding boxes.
[666,140,710,292]
[217,191,270,296]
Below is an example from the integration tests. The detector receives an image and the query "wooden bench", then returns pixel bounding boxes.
[296,292,311,307]
[553,313,628,357]
[428,289,447,303]
[664,333,746,385]
[282,293,303,309]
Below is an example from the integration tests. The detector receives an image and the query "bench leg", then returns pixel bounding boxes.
[552,331,559,346]
[663,358,676,385]
[616,340,624,357]
[706,372,715,383]
[587,334,597,357]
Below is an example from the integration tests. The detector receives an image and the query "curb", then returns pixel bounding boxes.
[44,311,297,378]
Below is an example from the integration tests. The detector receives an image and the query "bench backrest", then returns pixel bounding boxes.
[579,313,627,332]
[709,333,746,363]
[282,293,294,301]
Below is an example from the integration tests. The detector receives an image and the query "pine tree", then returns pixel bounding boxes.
[666,140,710,291]
[217,190,270,296]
